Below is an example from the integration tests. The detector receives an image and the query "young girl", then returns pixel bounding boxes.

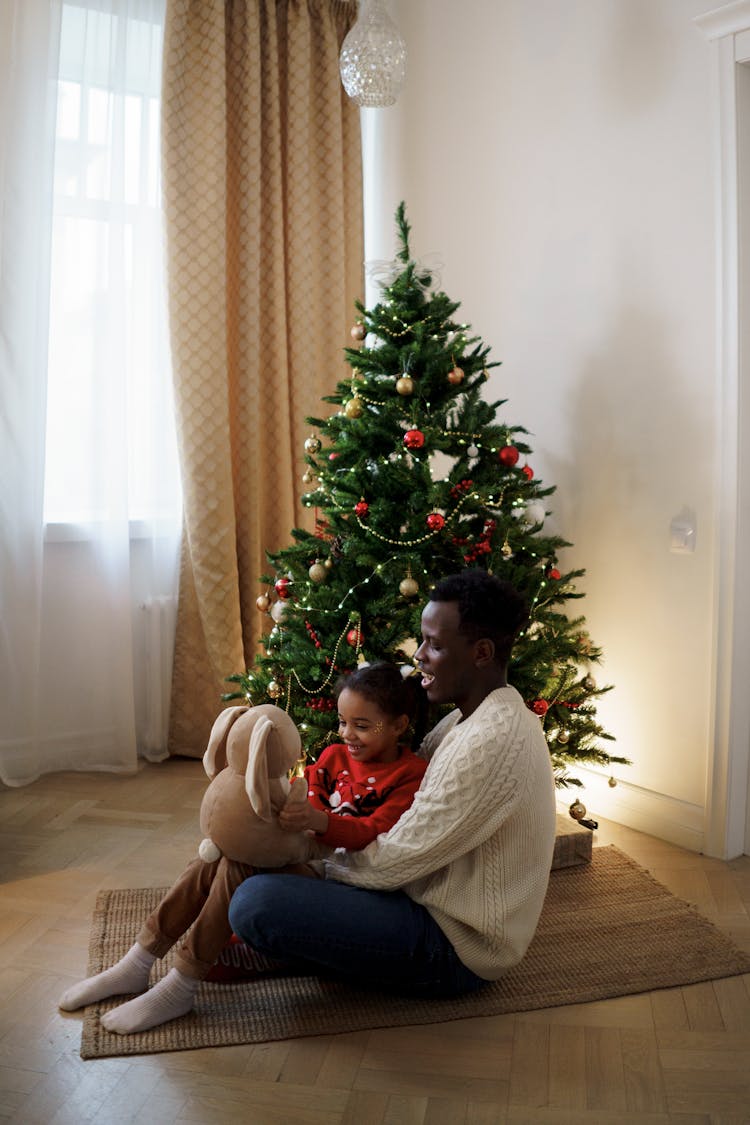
[58,662,426,1033]
[278,660,427,849]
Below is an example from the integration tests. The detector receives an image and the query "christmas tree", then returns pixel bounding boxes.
[226,203,629,788]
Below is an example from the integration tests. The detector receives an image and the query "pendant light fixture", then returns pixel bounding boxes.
[339,0,407,108]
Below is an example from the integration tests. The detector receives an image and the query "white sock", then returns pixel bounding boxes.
[59,942,156,1011]
[100,967,199,1034]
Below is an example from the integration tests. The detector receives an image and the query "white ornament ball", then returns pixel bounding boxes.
[199,838,222,863]
[270,600,287,623]
[524,501,546,526]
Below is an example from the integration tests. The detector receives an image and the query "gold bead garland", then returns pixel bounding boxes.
[377,311,460,340]
[343,386,389,409]
[351,487,478,546]
[378,319,415,339]
[287,615,358,699]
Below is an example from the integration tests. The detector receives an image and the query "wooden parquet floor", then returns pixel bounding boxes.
[1,758,749,1125]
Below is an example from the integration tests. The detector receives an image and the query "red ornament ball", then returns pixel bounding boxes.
[404,429,425,450]
[498,445,520,467]
[354,499,369,518]
[447,365,464,385]
[547,567,561,580]
[426,512,445,531]
[522,464,534,479]
[532,699,549,716]
[274,577,292,600]
[346,627,362,646]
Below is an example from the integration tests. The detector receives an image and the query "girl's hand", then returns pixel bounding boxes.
[279,802,328,835]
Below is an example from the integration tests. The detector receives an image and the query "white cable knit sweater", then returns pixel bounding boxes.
[323,686,557,979]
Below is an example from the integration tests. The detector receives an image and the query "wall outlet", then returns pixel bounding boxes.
[670,508,696,554]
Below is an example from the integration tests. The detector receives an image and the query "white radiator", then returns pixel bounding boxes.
[140,595,177,754]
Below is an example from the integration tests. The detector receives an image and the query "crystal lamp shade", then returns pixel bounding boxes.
[339,0,407,108]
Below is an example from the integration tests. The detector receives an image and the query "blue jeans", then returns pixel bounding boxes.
[228,874,487,999]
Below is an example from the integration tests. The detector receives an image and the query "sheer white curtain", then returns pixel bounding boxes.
[0,0,181,786]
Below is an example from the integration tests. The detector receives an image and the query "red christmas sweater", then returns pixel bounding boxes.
[304,743,427,851]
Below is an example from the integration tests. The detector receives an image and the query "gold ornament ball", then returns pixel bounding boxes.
[256,594,270,613]
[267,680,282,700]
[399,576,419,598]
[557,729,570,745]
[569,798,586,821]
[344,396,363,419]
[582,675,597,691]
[302,470,314,484]
[396,375,414,395]
[447,365,464,385]
[308,562,327,584]
[350,323,365,340]
[304,435,321,455]
[324,558,333,569]
[608,776,618,788]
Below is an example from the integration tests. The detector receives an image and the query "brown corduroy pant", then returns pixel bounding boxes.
[136,856,253,979]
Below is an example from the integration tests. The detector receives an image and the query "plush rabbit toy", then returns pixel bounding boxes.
[58,703,323,1034]
[198,703,318,869]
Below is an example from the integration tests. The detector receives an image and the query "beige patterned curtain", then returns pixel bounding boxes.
[162,0,363,757]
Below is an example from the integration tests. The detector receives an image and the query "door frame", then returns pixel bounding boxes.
[695,1,750,858]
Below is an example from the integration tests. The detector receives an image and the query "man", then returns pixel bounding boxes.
[229,569,557,998]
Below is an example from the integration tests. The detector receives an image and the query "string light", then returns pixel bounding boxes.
[335,556,399,607]
[379,319,414,339]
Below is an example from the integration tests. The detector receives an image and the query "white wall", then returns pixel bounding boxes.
[365,0,718,848]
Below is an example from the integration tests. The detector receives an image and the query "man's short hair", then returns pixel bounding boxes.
[430,569,529,664]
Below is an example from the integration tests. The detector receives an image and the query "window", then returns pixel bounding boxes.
[44,0,180,527]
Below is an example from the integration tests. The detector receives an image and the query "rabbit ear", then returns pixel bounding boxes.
[203,706,248,779]
[246,714,274,820]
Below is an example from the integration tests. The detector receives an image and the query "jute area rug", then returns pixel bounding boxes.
[79,845,750,1059]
